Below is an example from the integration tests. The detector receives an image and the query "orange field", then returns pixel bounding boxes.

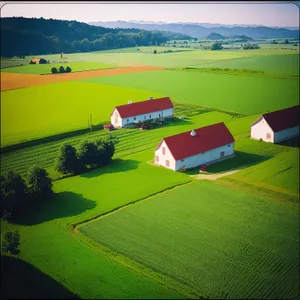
[1,65,165,91]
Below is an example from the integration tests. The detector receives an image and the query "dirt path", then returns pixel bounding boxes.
[192,166,246,180]
[1,65,165,91]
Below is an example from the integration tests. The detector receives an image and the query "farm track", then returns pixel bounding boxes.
[1,65,165,91]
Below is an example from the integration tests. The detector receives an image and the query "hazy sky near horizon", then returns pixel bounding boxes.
[0,1,299,27]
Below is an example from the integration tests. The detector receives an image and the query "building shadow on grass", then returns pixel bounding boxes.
[1,255,79,299]
[11,192,96,226]
[186,151,272,175]
[79,159,139,178]
[277,136,300,148]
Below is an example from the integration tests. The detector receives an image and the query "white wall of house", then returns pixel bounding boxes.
[110,109,123,128]
[111,107,174,128]
[274,126,299,143]
[174,143,234,171]
[154,140,176,170]
[251,117,274,143]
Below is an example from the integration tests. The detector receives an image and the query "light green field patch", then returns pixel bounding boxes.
[189,54,299,76]
[79,180,299,299]
[1,62,118,74]
[0,82,164,147]
[79,70,299,114]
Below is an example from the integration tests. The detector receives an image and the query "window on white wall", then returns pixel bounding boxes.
[144,116,146,120]
[228,144,231,147]
[134,117,136,120]
[166,160,170,167]
[149,115,152,118]
[162,147,166,155]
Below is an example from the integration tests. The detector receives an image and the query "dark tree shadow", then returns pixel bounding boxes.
[277,136,300,148]
[79,159,139,178]
[186,151,272,175]
[11,192,96,226]
[1,255,80,299]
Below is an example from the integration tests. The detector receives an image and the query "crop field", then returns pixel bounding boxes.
[79,180,299,299]
[1,62,119,74]
[0,81,164,146]
[189,54,300,76]
[80,69,299,114]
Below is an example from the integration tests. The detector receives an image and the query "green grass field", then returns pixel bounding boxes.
[1,62,119,74]
[189,54,299,76]
[80,69,299,114]
[79,180,299,299]
[0,82,164,147]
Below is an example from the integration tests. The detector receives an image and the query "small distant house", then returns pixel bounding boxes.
[110,97,174,128]
[250,105,300,143]
[29,58,48,64]
[155,122,235,171]
[103,124,114,131]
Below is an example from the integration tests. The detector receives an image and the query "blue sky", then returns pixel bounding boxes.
[0,1,299,27]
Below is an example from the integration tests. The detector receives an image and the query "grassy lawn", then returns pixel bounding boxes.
[0,81,164,147]
[79,70,299,115]
[79,180,299,299]
[2,151,192,299]
[1,62,119,74]
[188,54,300,76]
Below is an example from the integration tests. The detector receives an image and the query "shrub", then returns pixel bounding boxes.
[1,230,20,255]
[59,66,65,73]
[39,58,47,64]
[153,49,157,54]
[51,67,57,74]
[210,43,223,50]
[66,66,72,73]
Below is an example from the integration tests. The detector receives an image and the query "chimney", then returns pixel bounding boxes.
[149,96,153,100]
[190,130,196,137]
[128,100,132,104]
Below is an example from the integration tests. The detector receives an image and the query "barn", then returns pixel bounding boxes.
[155,122,235,171]
[110,97,174,128]
[250,105,300,143]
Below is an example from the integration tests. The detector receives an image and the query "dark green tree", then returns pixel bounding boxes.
[210,43,223,50]
[51,67,57,74]
[284,39,289,44]
[153,49,157,54]
[77,140,98,167]
[26,166,53,197]
[65,66,72,73]
[1,171,28,215]
[1,230,20,255]
[54,143,80,174]
[59,66,65,73]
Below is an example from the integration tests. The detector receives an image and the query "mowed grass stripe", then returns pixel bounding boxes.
[79,180,299,299]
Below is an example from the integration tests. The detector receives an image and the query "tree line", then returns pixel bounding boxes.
[1,17,192,57]
[51,66,72,74]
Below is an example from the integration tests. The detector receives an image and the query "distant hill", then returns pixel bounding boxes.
[207,33,225,40]
[0,17,192,57]
[89,21,300,39]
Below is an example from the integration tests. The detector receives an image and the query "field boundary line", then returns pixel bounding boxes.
[73,180,194,229]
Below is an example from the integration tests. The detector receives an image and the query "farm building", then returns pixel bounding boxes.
[29,58,48,64]
[155,122,235,171]
[110,97,174,128]
[250,105,300,143]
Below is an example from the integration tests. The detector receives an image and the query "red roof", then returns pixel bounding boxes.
[262,105,300,132]
[163,122,235,161]
[114,97,173,118]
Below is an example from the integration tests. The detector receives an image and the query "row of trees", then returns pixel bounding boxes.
[243,43,260,50]
[51,66,72,74]
[54,135,117,175]
[1,166,53,218]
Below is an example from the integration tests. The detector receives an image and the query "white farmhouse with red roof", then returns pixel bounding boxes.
[110,97,174,128]
[250,105,300,143]
[155,122,235,171]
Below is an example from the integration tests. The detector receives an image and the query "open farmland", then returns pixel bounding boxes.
[1,62,119,74]
[80,69,299,114]
[0,81,164,146]
[79,180,299,299]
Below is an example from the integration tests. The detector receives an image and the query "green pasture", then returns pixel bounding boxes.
[1,62,118,74]
[2,151,191,299]
[79,180,299,299]
[189,54,299,76]
[0,82,163,147]
[80,69,299,115]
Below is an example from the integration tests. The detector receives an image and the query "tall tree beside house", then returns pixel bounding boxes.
[26,166,53,197]
[54,143,81,175]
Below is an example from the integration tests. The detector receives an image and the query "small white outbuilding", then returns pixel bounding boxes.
[110,97,174,128]
[154,122,235,171]
[250,105,300,143]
